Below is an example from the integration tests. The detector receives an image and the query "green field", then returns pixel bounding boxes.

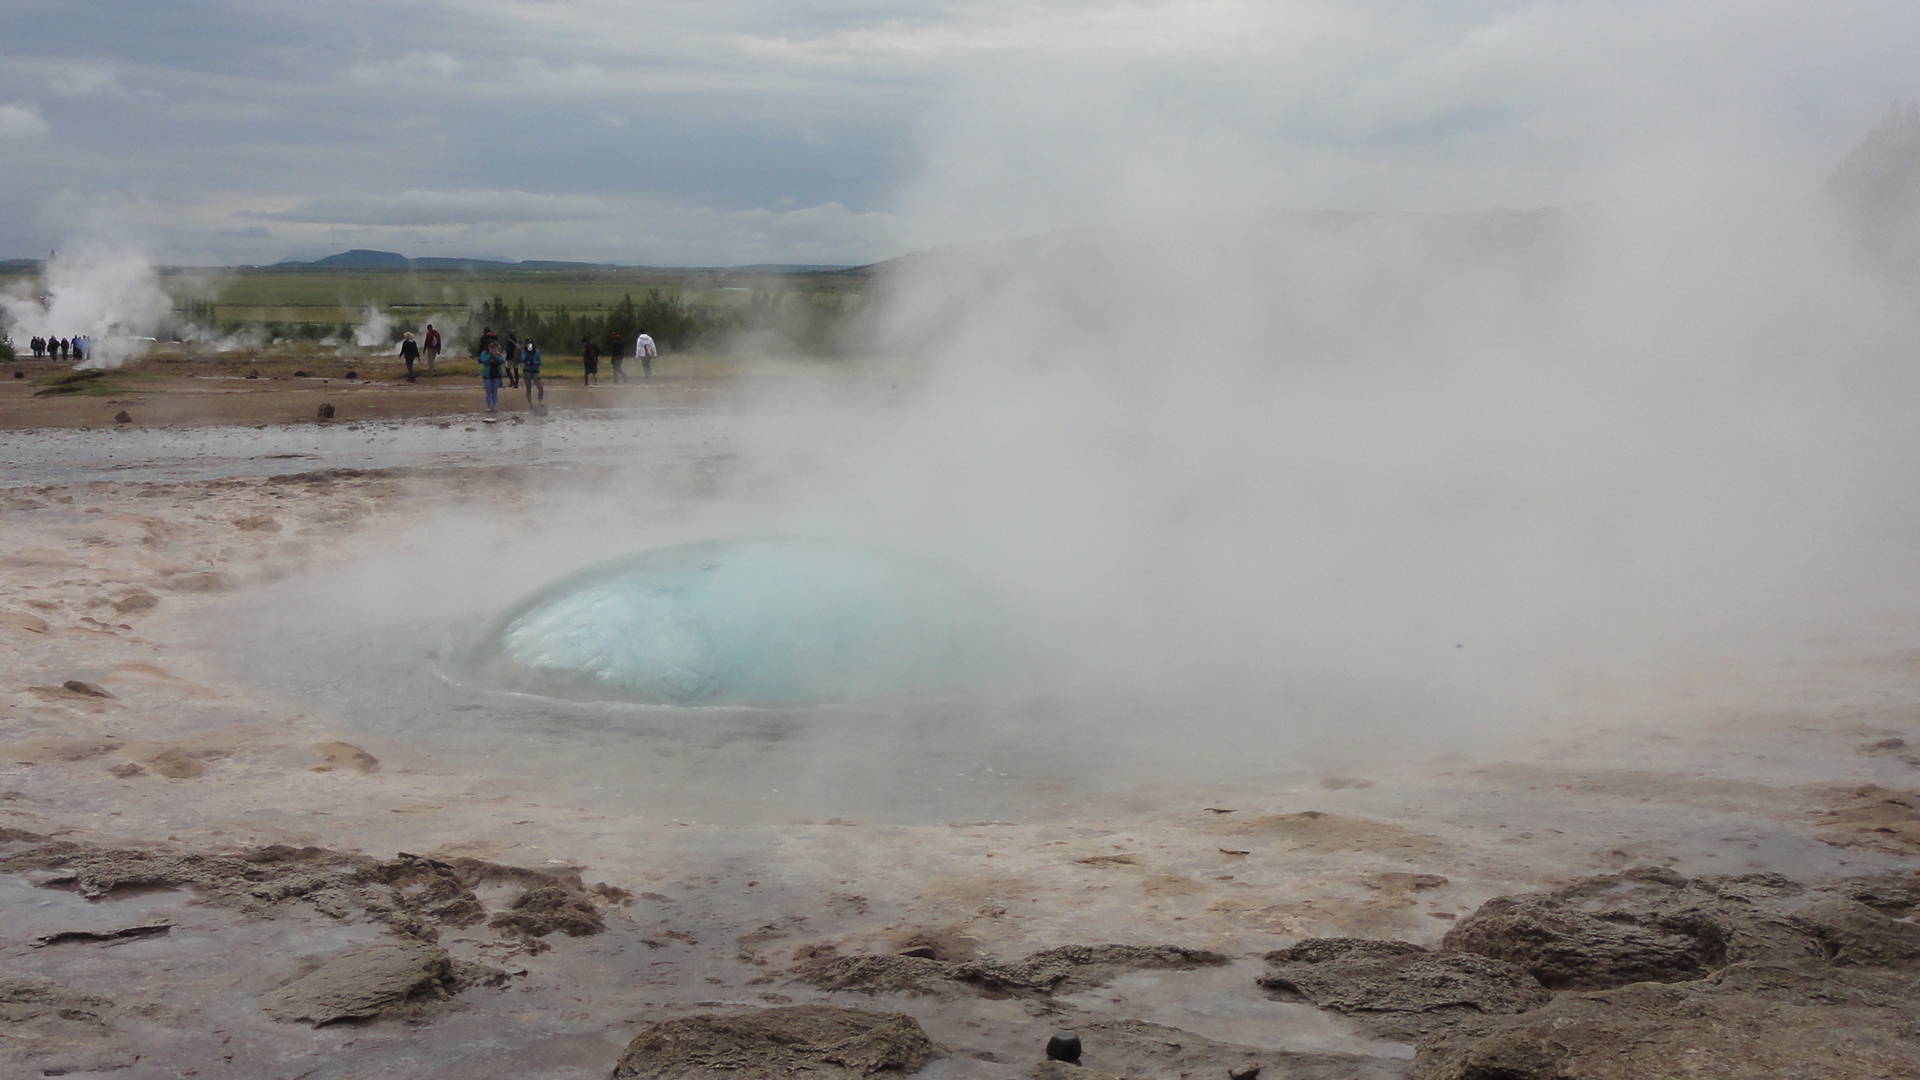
[0,263,878,357]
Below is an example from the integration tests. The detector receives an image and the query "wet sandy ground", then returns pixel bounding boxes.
[2,407,1917,1078]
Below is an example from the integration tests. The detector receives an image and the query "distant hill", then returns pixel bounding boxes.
[271,250,855,273]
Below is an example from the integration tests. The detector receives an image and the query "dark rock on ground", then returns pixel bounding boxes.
[1259,937,1550,1040]
[1411,959,1920,1080]
[267,939,453,1025]
[612,1003,937,1080]
[60,679,113,698]
[1442,870,1828,989]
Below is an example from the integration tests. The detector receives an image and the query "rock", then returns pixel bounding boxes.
[612,1004,937,1080]
[113,411,131,423]
[147,749,207,779]
[1813,784,1920,854]
[1259,937,1550,1040]
[1793,896,1920,965]
[267,939,452,1025]
[487,884,605,938]
[0,975,136,1074]
[310,740,379,773]
[953,943,1232,995]
[1229,1063,1262,1080]
[35,737,124,762]
[60,679,114,698]
[795,954,965,997]
[1361,872,1449,893]
[167,570,227,592]
[1410,960,1920,1080]
[232,514,281,532]
[110,590,158,614]
[246,369,260,379]
[1442,871,1825,989]
[0,840,617,947]
[293,369,309,378]
[1046,1033,1082,1063]
[107,762,145,778]
[343,370,357,379]
[2,611,49,634]
[316,402,335,420]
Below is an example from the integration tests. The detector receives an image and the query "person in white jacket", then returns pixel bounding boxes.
[635,332,657,380]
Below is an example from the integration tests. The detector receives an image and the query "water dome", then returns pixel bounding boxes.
[463,536,994,706]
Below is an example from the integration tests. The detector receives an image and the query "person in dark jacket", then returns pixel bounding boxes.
[581,337,600,385]
[607,330,625,383]
[476,326,498,358]
[503,330,519,388]
[521,340,544,410]
[399,332,421,382]
[479,341,506,412]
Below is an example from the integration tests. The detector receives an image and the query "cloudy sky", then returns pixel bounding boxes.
[1,1,1916,266]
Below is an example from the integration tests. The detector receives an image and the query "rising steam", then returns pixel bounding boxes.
[0,246,171,367]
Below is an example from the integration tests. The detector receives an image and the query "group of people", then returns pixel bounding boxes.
[26,334,90,361]
[473,326,545,413]
[396,324,443,382]
[579,329,657,386]
[392,322,660,413]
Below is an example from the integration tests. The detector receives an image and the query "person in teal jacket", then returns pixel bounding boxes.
[479,341,506,412]
[521,340,544,410]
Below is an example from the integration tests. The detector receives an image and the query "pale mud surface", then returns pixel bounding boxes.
[2,404,1918,1078]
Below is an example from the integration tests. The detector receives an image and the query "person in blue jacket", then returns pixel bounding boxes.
[479,340,506,412]
[521,339,544,410]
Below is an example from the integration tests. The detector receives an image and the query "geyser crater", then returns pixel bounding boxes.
[460,536,1001,707]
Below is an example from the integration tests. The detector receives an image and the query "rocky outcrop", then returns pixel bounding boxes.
[1441,870,1831,988]
[1258,937,1550,1039]
[1411,959,1920,1080]
[796,943,1231,999]
[612,1004,937,1080]
[267,940,453,1025]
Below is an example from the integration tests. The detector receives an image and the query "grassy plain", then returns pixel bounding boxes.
[158,266,872,329]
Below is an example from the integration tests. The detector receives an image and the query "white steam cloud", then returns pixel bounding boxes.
[1,246,172,368]
[707,87,1920,765]
[352,305,395,348]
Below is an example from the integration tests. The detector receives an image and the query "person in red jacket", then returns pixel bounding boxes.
[422,324,442,374]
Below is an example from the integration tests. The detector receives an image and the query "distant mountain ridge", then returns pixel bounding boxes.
[272,249,855,272]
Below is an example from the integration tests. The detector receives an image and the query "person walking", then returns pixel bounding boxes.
[57,337,68,361]
[422,324,441,373]
[635,331,657,380]
[399,332,421,382]
[479,340,506,412]
[521,339,544,411]
[607,330,625,383]
[30,336,43,358]
[580,337,600,386]
[503,330,520,388]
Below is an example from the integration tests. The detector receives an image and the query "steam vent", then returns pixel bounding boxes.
[466,536,988,705]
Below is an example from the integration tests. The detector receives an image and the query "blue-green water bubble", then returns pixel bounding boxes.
[465,536,998,705]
